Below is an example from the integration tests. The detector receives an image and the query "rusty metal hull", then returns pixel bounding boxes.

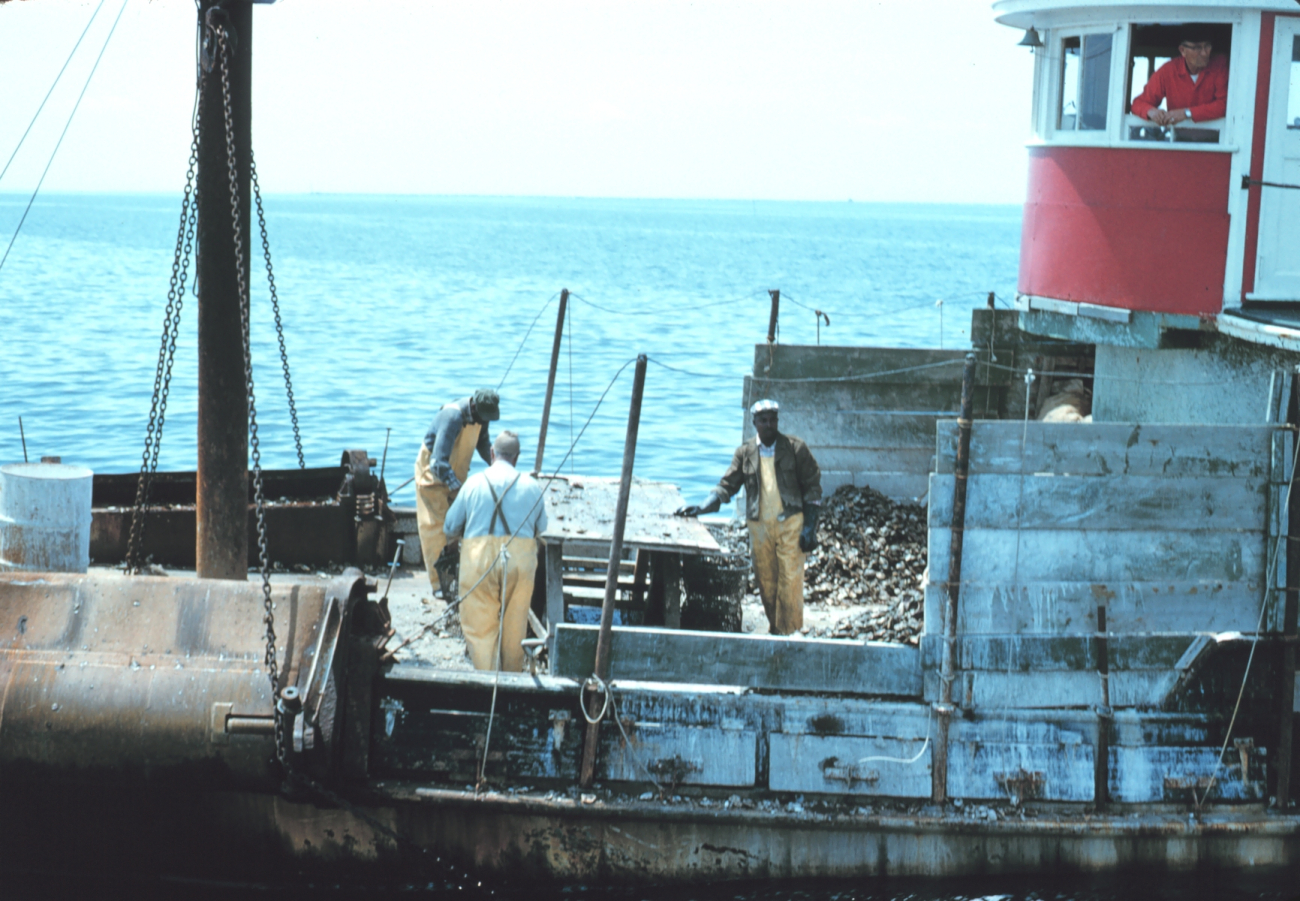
[0,782,1296,885]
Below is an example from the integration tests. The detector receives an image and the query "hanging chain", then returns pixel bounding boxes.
[125,93,203,573]
[214,20,285,770]
[250,153,304,469]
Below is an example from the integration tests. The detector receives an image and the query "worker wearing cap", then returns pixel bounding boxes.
[676,399,822,635]
[443,430,549,671]
[414,388,499,594]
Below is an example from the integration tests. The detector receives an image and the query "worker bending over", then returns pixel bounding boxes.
[676,399,822,635]
[443,430,548,671]
[414,388,499,595]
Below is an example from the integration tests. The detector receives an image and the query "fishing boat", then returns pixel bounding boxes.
[3,0,1300,888]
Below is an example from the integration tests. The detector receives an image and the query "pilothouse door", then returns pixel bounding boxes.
[1252,19,1300,300]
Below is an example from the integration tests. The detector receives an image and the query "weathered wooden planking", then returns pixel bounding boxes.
[809,446,934,474]
[775,698,930,737]
[599,724,758,788]
[934,670,1181,709]
[821,472,932,505]
[964,634,1194,671]
[543,540,565,633]
[935,421,1277,479]
[946,739,1095,802]
[1110,746,1267,802]
[1112,711,1212,746]
[923,580,1268,636]
[538,476,719,553]
[918,633,1196,672]
[949,713,1093,745]
[371,707,579,782]
[928,528,1265,584]
[769,410,947,448]
[552,624,922,696]
[755,345,976,383]
[930,473,1268,531]
[743,377,971,413]
[768,733,931,797]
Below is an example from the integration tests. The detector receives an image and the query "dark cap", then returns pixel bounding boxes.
[1180,25,1213,46]
[471,388,500,422]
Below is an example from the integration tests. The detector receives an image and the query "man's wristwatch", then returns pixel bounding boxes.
[1185,109,1192,121]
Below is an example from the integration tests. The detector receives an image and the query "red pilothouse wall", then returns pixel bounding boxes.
[1019,145,1231,315]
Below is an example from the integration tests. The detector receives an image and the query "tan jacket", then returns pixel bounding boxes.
[714,433,822,522]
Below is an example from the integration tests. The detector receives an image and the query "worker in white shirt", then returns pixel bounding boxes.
[443,430,549,671]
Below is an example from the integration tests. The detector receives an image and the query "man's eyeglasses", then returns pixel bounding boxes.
[1179,42,1213,53]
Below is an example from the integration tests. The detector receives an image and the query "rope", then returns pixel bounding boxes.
[580,675,611,724]
[496,292,556,390]
[0,0,129,275]
[569,290,761,316]
[0,0,105,187]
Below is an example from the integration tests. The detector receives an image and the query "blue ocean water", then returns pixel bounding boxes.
[0,193,1020,505]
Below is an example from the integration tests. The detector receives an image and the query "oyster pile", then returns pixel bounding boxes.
[707,485,928,645]
[805,484,927,645]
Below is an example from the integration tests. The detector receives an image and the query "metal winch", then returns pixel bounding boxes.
[0,570,390,789]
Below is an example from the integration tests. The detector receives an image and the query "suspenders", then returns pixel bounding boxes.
[486,474,522,536]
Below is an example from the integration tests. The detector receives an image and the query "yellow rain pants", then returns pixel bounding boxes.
[414,421,482,591]
[747,453,805,635]
[458,535,539,672]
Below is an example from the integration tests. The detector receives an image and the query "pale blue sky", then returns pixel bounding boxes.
[0,1,1035,202]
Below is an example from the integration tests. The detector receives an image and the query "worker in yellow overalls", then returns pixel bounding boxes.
[443,431,549,671]
[414,389,499,594]
[675,399,822,635]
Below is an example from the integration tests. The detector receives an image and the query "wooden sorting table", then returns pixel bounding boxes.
[537,475,720,640]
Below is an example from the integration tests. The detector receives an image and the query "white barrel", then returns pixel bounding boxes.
[0,462,94,573]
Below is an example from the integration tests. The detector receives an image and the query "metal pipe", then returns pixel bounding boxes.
[196,0,252,580]
[933,352,976,803]
[18,417,27,463]
[767,289,780,344]
[535,288,569,473]
[1095,605,1111,810]
[580,354,648,788]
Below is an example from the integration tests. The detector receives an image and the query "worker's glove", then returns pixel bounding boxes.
[675,490,723,518]
[445,473,462,493]
[798,504,820,553]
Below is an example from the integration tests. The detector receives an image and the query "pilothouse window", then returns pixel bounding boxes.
[1058,34,1113,131]
[1126,22,1230,143]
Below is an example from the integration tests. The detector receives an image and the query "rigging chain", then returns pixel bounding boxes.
[251,152,304,469]
[126,92,203,574]
[213,18,284,770]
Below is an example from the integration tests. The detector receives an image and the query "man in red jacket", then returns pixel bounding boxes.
[1131,29,1228,126]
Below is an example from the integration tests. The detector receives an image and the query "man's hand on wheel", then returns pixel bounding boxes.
[675,505,704,517]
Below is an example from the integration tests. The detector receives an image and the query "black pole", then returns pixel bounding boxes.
[18,417,27,463]
[196,0,252,580]
[535,288,569,473]
[580,354,647,788]
[933,352,977,803]
[767,289,780,344]
[1095,604,1111,810]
